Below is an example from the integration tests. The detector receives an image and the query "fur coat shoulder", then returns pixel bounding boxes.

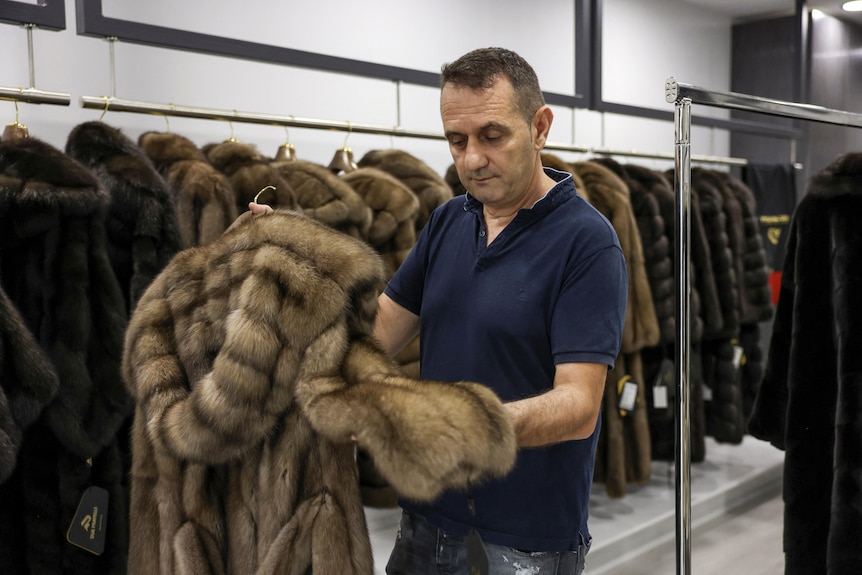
[357,149,453,231]
[123,209,516,575]
[139,131,239,248]
[748,152,862,575]
[341,167,419,278]
[270,158,372,240]
[66,122,182,312]
[203,140,297,212]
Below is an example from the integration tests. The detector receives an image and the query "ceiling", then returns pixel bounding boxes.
[681,0,862,25]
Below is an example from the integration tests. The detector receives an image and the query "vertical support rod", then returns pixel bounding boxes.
[26,24,36,89]
[673,98,692,575]
[108,36,117,98]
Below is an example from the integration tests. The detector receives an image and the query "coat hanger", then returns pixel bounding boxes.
[2,100,29,141]
[275,124,296,161]
[224,114,239,143]
[328,121,358,174]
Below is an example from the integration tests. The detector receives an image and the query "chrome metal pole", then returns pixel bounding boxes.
[671,90,693,575]
[26,24,35,89]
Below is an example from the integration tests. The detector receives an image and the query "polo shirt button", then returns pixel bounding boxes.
[479,230,486,237]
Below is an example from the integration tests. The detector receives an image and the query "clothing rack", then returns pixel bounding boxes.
[79,94,748,166]
[1,24,71,107]
[665,77,862,575]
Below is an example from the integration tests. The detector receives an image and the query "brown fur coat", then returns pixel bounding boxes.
[122,210,516,575]
[139,131,239,248]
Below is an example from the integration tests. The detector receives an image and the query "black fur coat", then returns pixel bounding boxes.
[122,209,516,574]
[66,122,182,313]
[0,136,131,573]
[748,153,862,575]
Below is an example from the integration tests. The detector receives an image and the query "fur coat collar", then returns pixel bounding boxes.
[123,209,516,574]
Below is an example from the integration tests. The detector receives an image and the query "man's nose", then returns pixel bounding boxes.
[463,141,488,171]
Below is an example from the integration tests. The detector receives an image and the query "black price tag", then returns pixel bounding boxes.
[466,529,489,575]
[67,486,109,555]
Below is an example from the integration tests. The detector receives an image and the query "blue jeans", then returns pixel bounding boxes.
[386,511,588,575]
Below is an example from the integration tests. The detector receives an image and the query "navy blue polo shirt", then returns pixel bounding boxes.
[384,168,627,552]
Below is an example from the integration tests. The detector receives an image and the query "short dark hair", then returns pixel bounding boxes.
[440,47,546,121]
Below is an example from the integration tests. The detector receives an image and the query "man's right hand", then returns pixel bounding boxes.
[248,202,274,215]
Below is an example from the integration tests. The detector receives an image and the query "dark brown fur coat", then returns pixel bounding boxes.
[66,122,182,313]
[0,136,131,573]
[122,210,516,575]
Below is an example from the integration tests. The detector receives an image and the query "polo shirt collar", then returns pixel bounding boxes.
[462,167,575,218]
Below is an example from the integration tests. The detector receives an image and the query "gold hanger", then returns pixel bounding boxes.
[224,112,239,143]
[328,121,357,174]
[275,124,296,161]
[2,99,29,141]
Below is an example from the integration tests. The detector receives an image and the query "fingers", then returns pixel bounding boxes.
[248,202,275,215]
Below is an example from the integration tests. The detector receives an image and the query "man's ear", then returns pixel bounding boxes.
[532,105,554,150]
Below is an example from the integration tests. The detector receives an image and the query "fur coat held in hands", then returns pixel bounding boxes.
[122,209,516,575]
[0,136,131,573]
[139,131,238,248]
[748,153,862,575]
[66,121,182,313]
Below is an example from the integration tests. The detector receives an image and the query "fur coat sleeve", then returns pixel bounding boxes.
[0,282,59,484]
[122,209,516,575]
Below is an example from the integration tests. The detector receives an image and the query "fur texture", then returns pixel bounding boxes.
[139,131,239,247]
[203,140,297,213]
[570,160,657,497]
[0,136,130,573]
[357,149,453,232]
[271,158,372,240]
[341,167,419,278]
[66,122,182,312]
[0,282,59,484]
[749,153,862,575]
[123,210,516,574]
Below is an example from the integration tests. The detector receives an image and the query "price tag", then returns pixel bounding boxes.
[67,486,109,555]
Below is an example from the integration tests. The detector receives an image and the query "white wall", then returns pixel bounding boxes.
[0,0,736,175]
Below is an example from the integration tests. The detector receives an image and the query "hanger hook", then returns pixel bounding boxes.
[343,121,352,148]
[99,96,110,121]
[165,103,176,132]
[254,185,276,203]
[13,97,20,125]
[283,124,290,145]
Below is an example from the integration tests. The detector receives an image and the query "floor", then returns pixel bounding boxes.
[364,435,786,574]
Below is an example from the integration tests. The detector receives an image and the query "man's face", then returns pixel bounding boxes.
[440,77,540,209]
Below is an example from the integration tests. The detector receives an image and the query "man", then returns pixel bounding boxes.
[373,47,627,574]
